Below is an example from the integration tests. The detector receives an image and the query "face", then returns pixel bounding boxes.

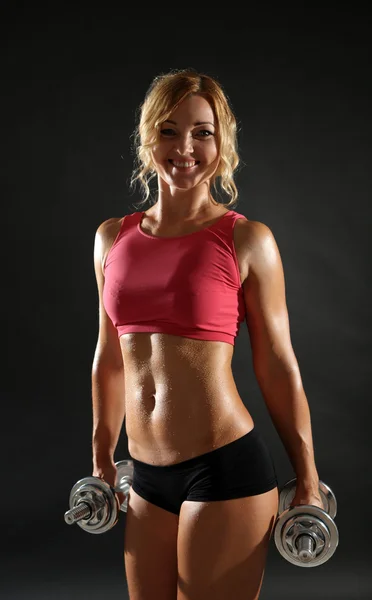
[151,94,219,191]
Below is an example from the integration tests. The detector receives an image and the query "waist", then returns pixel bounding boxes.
[125,387,255,466]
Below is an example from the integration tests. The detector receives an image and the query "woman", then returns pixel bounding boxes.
[91,69,323,600]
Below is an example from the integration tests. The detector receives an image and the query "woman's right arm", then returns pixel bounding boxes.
[91,219,125,485]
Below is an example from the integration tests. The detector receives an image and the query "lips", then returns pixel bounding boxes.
[168,159,200,169]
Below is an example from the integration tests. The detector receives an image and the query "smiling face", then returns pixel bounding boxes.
[151,94,220,192]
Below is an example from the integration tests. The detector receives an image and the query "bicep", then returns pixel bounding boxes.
[93,222,124,371]
[243,222,298,379]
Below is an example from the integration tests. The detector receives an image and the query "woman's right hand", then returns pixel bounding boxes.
[92,459,126,508]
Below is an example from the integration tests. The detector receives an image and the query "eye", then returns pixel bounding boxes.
[160,128,175,136]
[159,128,214,138]
[197,130,214,137]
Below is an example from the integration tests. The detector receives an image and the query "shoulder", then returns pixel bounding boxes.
[235,217,276,253]
[96,216,124,239]
[94,217,125,272]
[235,218,282,283]
[95,216,125,246]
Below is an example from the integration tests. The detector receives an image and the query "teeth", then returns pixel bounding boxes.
[171,161,196,168]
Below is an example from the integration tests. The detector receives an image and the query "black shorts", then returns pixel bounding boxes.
[130,426,278,515]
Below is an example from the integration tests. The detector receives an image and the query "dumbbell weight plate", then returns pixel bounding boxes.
[279,478,337,519]
[69,476,120,534]
[274,504,339,567]
[114,460,134,513]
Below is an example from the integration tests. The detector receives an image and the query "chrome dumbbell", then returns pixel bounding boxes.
[274,478,339,567]
[64,459,134,534]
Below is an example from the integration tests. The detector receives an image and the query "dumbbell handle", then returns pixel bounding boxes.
[65,501,92,525]
[297,534,316,562]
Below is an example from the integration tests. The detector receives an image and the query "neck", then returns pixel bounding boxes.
[153,180,219,223]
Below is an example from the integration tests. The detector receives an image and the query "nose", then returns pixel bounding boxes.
[174,133,194,156]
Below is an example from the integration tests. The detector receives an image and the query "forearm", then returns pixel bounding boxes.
[92,360,125,467]
[257,367,319,490]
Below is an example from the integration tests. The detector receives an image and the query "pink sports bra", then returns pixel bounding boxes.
[103,210,247,346]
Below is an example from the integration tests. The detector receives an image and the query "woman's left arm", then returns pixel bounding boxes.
[242,220,323,508]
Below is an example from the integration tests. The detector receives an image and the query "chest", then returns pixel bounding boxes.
[138,213,250,286]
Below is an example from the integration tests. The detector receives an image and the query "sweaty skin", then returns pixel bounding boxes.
[102,207,255,466]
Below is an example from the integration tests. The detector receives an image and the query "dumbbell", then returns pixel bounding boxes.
[274,478,339,567]
[64,459,134,534]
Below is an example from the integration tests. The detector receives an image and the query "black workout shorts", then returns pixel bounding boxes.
[130,426,278,515]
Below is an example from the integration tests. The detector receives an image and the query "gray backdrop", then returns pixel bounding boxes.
[3,7,371,600]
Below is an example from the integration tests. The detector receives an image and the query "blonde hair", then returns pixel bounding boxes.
[129,68,241,209]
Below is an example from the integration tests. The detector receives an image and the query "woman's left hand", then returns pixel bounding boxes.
[289,485,324,511]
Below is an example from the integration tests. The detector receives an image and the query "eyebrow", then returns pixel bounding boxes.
[164,119,215,127]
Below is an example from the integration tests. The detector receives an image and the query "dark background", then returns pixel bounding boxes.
[2,6,371,600]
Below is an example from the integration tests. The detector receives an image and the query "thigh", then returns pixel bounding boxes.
[124,487,179,600]
[177,488,279,600]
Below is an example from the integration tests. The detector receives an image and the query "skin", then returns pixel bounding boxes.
[149,94,221,227]
[92,93,323,599]
[113,95,256,465]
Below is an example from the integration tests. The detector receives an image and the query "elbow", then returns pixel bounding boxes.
[92,349,124,373]
[254,359,301,387]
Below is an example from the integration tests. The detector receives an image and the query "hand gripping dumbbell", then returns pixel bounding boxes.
[274,478,339,567]
[64,460,134,534]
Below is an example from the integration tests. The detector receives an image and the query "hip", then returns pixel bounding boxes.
[130,425,279,515]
